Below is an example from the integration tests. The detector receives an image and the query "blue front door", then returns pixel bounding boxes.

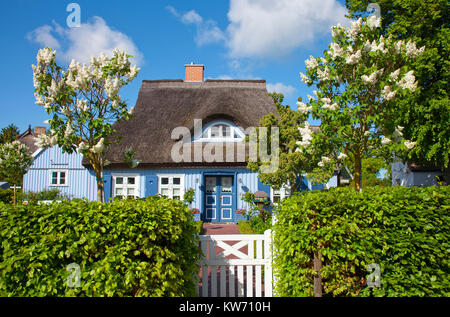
[204,175,235,222]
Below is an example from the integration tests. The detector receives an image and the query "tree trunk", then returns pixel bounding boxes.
[91,157,105,202]
[95,170,105,203]
[354,152,362,192]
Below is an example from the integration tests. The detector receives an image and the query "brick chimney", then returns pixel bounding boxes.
[185,62,204,82]
[34,126,46,136]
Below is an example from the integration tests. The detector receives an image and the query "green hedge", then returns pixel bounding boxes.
[274,186,450,297]
[0,196,201,296]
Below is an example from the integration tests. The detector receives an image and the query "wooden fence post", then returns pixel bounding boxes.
[313,252,322,297]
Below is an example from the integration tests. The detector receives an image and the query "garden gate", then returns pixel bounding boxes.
[197,229,273,297]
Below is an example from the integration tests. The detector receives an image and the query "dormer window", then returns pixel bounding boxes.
[196,120,245,142]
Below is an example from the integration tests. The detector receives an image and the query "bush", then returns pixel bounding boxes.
[274,186,450,297]
[20,188,69,202]
[0,188,13,204]
[0,196,201,296]
[249,211,272,234]
[238,220,254,234]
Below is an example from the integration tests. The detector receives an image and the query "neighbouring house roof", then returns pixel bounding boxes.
[18,126,39,154]
[0,182,9,189]
[89,79,279,168]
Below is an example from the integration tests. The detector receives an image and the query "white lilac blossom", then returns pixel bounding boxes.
[296,122,313,150]
[317,67,331,81]
[305,56,319,70]
[337,152,347,160]
[300,72,309,84]
[331,24,344,37]
[362,69,383,85]
[36,48,55,65]
[381,136,391,145]
[397,70,417,91]
[91,138,105,154]
[346,50,362,65]
[405,40,426,58]
[77,142,90,152]
[347,18,362,40]
[34,133,57,148]
[381,85,396,101]
[390,69,401,81]
[367,15,381,29]
[64,122,74,137]
[321,97,331,104]
[323,103,339,111]
[76,99,89,112]
[297,101,312,114]
[318,156,331,167]
[329,43,345,60]
[404,140,417,149]
[392,126,404,142]
[307,94,315,102]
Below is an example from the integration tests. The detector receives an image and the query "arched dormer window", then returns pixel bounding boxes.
[194,120,245,142]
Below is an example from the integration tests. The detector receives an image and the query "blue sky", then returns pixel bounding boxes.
[0,0,351,134]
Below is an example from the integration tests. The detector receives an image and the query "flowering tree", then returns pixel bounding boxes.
[32,48,140,202]
[0,141,33,205]
[296,15,425,191]
[247,93,317,193]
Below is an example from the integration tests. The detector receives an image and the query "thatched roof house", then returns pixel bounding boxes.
[98,76,278,168]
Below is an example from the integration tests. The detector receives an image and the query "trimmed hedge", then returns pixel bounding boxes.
[274,186,450,297]
[0,196,201,296]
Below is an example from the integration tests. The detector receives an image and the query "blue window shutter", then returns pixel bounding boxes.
[146,175,158,196]
[257,178,270,195]
[103,175,112,202]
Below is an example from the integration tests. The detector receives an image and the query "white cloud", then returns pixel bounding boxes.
[27,17,144,65]
[266,82,296,96]
[167,7,225,46]
[226,0,349,59]
[169,1,349,60]
[181,10,204,24]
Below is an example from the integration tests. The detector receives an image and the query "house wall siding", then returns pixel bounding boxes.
[104,167,259,222]
[23,146,98,200]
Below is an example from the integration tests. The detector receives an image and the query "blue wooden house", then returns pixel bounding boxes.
[22,64,338,223]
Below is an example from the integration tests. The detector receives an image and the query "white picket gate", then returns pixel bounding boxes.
[197,229,272,297]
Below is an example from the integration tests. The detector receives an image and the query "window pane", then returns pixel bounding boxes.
[173,177,180,185]
[127,177,135,185]
[161,177,169,185]
[222,125,231,138]
[59,172,66,185]
[173,188,180,196]
[221,177,232,192]
[273,196,280,204]
[127,188,135,196]
[115,177,123,185]
[161,188,169,196]
[206,177,216,192]
[173,195,181,200]
[115,188,123,196]
[210,126,220,138]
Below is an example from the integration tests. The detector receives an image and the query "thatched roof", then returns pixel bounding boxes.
[92,79,278,168]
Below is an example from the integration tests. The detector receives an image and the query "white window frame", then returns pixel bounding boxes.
[194,120,245,142]
[49,170,68,186]
[158,174,185,200]
[270,183,291,205]
[112,174,140,199]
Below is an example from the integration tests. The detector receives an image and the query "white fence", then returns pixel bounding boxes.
[197,229,272,297]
